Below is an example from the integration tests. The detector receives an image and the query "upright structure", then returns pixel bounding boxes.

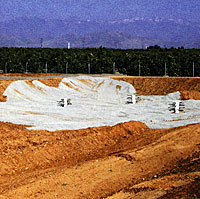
[66,62,68,74]
[41,38,43,48]
[126,95,139,104]
[164,62,167,76]
[138,63,141,76]
[113,62,116,74]
[68,42,70,49]
[5,62,7,73]
[45,62,48,73]
[168,101,185,113]
[82,38,85,48]
[25,62,28,73]
[57,98,72,107]
[88,63,91,74]
[193,62,195,77]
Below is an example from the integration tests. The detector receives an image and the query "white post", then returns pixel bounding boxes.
[41,38,43,48]
[164,62,167,76]
[68,42,70,49]
[25,62,28,73]
[132,95,136,104]
[175,101,179,113]
[45,62,48,73]
[63,98,67,107]
[139,63,141,76]
[113,62,116,74]
[193,62,195,77]
[66,62,68,74]
[5,62,7,73]
[88,63,91,74]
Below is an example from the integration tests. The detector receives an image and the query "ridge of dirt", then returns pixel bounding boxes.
[111,76,200,98]
[0,121,162,193]
[180,90,200,100]
[0,122,199,199]
[0,121,154,175]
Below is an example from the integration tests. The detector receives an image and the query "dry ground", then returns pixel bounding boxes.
[0,74,199,199]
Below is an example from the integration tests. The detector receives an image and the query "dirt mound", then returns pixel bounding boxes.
[180,90,200,100]
[0,122,199,199]
[0,121,153,180]
[111,76,200,96]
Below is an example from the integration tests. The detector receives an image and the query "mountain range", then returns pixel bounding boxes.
[1,16,200,48]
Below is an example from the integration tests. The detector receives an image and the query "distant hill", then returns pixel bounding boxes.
[0,17,200,48]
[44,32,170,49]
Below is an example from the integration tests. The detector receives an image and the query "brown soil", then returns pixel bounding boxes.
[0,80,14,102]
[180,90,200,100]
[111,76,200,100]
[0,75,199,199]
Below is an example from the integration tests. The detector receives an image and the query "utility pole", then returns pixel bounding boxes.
[66,62,68,74]
[41,38,43,48]
[138,62,141,76]
[164,62,167,76]
[193,62,195,77]
[25,62,28,73]
[45,62,48,73]
[88,63,91,74]
[5,62,7,73]
[113,62,116,74]
[82,37,85,48]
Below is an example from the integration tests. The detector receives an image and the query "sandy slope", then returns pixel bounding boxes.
[0,75,199,198]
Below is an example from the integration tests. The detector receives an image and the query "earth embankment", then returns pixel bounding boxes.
[111,76,200,99]
[0,121,199,199]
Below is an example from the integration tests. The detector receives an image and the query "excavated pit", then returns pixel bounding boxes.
[0,75,199,199]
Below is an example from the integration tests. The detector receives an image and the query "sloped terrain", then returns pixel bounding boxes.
[0,121,199,199]
[0,75,199,199]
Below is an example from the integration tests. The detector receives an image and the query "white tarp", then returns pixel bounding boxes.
[0,76,200,131]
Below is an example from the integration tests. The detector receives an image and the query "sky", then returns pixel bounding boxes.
[1,0,200,22]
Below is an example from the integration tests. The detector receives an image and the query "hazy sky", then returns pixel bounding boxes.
[1,0,200,22]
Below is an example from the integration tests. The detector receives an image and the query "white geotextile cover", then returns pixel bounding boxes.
[0,76,200,131]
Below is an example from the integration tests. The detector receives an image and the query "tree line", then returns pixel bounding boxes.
[0,46,200,76]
